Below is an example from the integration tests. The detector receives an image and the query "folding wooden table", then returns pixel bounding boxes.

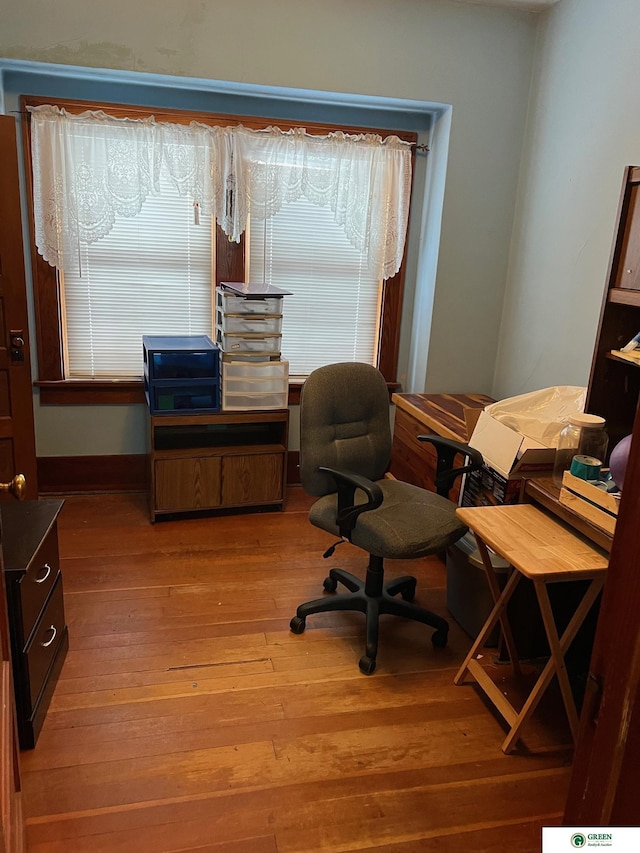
[453,503,608,753]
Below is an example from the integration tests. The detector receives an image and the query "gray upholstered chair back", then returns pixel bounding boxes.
[299,362,392,497]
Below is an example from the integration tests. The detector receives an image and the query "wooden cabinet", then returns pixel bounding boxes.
[149,410,289,521]
[1,500,68,750]
[586,166,640,449]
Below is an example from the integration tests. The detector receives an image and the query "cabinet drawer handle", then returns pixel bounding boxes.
[41,626,57,648]
[34,563,52,584]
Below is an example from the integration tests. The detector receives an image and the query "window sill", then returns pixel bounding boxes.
[36,379,147,405]
[35,379,304,406]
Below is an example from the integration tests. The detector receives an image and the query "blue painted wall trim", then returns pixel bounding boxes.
[0,58,440,133]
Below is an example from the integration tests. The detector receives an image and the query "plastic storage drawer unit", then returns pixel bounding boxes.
[222,360,289,410]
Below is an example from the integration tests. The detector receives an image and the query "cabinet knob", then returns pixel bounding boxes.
[0,474,26,500]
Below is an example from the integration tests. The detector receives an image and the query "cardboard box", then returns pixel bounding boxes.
[559,470,620,535]
[460,410,556,507]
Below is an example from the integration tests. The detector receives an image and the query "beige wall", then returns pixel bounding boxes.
[494,0,640,398]
[4,0,636,453]
[1,0,538,455]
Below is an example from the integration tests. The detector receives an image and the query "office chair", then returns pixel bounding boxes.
[289,362,484,675]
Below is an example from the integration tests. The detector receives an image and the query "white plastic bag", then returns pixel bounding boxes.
[484,386,586,448]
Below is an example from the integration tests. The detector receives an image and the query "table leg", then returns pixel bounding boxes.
[454,565,522,685]
[475,536,521,673]
[501,574,605,752]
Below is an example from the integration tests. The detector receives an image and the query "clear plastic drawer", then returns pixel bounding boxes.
[217,310,282,335]
[216,289,284,316]
[223,376,288,395]
[216,330,282,354]
[222,390,288,411]
[223,359,289,381]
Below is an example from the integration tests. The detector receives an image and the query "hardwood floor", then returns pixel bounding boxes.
[20,489,573,852]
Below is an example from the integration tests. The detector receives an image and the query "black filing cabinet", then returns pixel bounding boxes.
[1,499,68,749]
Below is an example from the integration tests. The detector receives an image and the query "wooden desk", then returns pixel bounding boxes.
[453,503,608,753]
[390,393,494,497]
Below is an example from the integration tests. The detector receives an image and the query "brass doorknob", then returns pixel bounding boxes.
[0,474,26,500]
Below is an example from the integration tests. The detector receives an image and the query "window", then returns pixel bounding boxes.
[248,198,381,376]
[23,96,416,403]
[62,172,213,378]
[62,190,381,381]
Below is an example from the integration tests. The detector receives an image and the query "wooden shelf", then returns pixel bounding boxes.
[607,350,640,366]
[586,166,640,449]
[607,288,640,307]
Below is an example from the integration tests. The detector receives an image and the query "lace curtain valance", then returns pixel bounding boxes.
[28,105,413,281]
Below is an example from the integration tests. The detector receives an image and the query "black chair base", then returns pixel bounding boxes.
[290,556,449,675]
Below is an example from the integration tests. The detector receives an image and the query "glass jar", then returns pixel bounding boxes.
[552,413,609,487]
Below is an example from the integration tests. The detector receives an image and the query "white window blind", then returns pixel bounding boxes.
[61,174,212,378]
[248,198,381,376]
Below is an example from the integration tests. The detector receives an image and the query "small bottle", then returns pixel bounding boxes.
[552,413,608,487]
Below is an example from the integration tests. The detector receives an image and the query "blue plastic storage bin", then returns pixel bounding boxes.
[143,335,220,382]
[144,378,220,414]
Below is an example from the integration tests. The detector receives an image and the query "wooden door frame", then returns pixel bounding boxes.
[0,115,38,500]
[0,509,26,851]
[563,403,640,824]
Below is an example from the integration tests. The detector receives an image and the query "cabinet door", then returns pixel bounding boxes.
[221,454,283,506]
[154,457,222,511]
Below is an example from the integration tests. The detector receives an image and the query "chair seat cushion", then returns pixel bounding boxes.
[309,479,468,559]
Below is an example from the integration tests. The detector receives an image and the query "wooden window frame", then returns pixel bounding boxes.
[21,95,416,405]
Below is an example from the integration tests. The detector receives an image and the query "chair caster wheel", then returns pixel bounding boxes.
[290,616,306,634]
[323,576,338,593]
[431,628,448,649]
[359,655,377,675]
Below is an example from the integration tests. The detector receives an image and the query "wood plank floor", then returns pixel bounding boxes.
[20,488,574,852]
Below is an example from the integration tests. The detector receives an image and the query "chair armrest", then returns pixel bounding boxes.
[318,466,383,536]
[417,435,484,497]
